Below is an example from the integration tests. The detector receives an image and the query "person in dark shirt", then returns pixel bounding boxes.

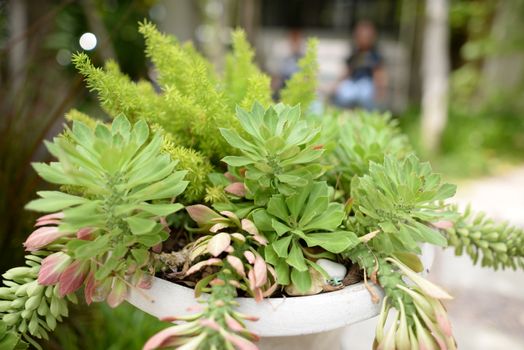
[332,21,386,110]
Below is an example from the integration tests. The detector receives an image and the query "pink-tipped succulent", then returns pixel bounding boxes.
[373,259,456,350]
[184,205,277,300]
[23,212,69,251]
[144,274,261,350]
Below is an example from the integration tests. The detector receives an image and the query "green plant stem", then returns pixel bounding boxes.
[344,245,416,324]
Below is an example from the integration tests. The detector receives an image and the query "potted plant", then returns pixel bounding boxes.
[1,22,522,350]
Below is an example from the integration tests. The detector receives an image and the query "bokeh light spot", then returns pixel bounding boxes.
[79,32,97,51]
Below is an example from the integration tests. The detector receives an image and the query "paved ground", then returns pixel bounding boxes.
[342,167,524,350]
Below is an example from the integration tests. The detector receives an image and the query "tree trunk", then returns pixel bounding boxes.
[421,0,449,153]
[7,0,28,95]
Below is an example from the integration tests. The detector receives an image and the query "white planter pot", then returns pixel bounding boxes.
[127,245,434,349]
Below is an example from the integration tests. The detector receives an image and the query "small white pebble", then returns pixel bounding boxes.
[316,259,347,282]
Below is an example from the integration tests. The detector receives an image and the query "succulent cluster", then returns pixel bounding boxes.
[445,204,524,270]
[1,22,523,350]
[0,254,73,349]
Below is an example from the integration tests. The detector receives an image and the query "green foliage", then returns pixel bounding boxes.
[153,124,213,203]
[280,39,318,111]
[144,269,258,350]
[348,155,457,255]
[345,245,456,349]
[27,116,187,303]
[65,109,103,129]
[345,245,415,316]
[224,29,272,109]
[72,54,161,123]
[72,22,277,163]
[0,319,27,350]
[48,302,167,350]
[253,182,359,292]
[220,103,324,205]
[0,254,74,350]
[138,20,217,95]
[447,205,524,270]
[138,20,237,160]
[157,207,273,348]
[400,107,524,178]
[10,20,524,350]
[332,111,412,193]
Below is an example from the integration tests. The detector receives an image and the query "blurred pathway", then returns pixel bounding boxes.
[342,166,524,350]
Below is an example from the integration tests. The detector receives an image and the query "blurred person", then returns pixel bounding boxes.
[272,29,304,98]
[332,20,386,110]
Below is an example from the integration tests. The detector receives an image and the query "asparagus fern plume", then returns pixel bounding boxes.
[224,30,272,110]
[280,39,319,111]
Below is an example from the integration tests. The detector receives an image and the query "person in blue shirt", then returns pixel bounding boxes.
[332,21,386,110]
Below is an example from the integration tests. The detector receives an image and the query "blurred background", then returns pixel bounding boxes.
[1,0,523,349]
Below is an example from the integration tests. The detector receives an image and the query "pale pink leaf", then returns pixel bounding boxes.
[106,278,128,308]
[225,182,247,197]
[224,332,259,350]
[143,323,199,350]
[262,265,278,297]
[185,258,222,276]
[252,234,268,246]
[36,212,64,222]
[247,269,256,291]
[138,274,153,289]
[241,219,258,236]
[235,312,259,322]
[58,260,88,297]
[244,251,255,264]
[225,313,245,332]
[220,211,239,221]
[207,232,231,257]
[200,318,221,331]
[186,205,222,226]
[76,227,93,240]
[388,258,453,300]
[210,223,228,233]
[38,252,71,285]
[227,255,246,277]
[253,254,267,288]
[230,233,246,243]
[23,226,65,251]
[432,221,454,230]
[84,272,95,305]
